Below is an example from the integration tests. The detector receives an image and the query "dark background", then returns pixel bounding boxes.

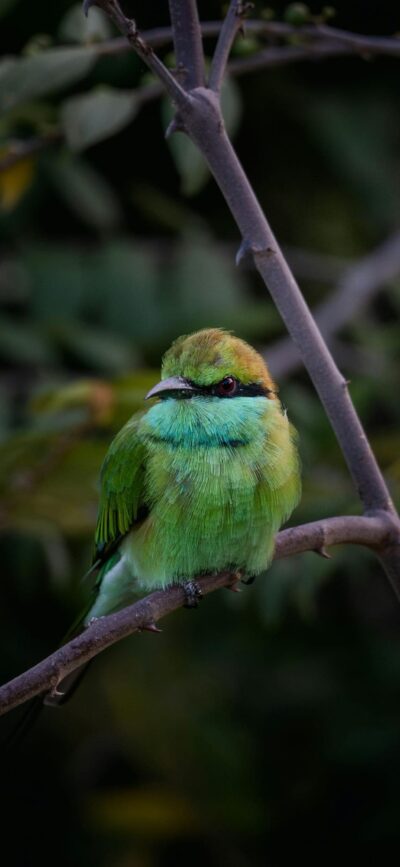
[1,2,400,864]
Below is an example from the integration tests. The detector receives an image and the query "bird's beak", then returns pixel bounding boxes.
[145,375,196,400]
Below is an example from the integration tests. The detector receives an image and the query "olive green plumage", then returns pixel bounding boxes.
[86,328,301,622]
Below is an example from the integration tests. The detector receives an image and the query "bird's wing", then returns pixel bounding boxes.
[94,411,147,562]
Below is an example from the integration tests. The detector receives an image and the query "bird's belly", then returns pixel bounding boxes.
[123,444,275,589]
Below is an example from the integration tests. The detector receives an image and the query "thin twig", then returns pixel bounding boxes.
[286,21,400,55]
[81,19,400,59]
[208,1,250,93]
[0,512,397,717]
[267,230,400,379]
[86,0,189,110]
[229,41,352,75]
[167,0,205,89]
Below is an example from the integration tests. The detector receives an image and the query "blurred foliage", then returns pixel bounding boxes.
[1,1,400,865]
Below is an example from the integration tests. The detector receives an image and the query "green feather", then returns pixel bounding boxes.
[94,411,146,556]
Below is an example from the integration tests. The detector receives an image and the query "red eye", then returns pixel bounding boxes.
[217,376,237,396]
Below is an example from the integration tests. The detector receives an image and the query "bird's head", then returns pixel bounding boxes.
[145,328,276,402]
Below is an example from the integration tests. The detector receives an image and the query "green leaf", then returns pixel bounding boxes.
[0,46,97,113]
[221,75,242,138]
[58,3,112,44]
[0,315,54,365]
[166,129,209,197]
[21,245,87,321]
[61,87,138,151]
[164,76,242,196]
[92,242,160,342]
[48,153,122,231]
[52,321,136,374]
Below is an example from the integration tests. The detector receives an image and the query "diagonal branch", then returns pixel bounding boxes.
[93,0,400,596]
[208,1,250,93]
[167,0,205,89]
[0,513,397,717]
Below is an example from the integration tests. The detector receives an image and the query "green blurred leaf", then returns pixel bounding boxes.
[48,152,122,231]
[52,321,136,373]
[58,4,112,44]
[306,96,400,229]
[164,76,242,196]
[91,241,160,342]
[0,46,97,113]
[0,314,54,364]
[61,87,138,151]
[22,245,86,321]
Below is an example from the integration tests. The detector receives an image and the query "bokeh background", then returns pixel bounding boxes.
[1,1,400,863]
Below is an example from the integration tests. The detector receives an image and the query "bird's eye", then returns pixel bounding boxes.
[217,376,237,396]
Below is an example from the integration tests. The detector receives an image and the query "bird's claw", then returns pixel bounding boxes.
[183,580,203,609]
[241,574,257,586]
[87,615,105,626]
[225,570,243,592]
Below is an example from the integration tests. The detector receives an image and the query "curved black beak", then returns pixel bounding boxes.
[145,375,197,400]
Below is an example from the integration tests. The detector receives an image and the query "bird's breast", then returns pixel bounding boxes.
[123,395,294,587]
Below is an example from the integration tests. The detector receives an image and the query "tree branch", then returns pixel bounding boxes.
[1,512,397,717]
[86,19,400,60]
[229,41,352,74]
[183,94,396,515]
[167,0,205,89]
[267,230,400,379]
[208,1,250,93]
[92,1,400,594]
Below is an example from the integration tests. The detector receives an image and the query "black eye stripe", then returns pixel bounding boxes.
[188,380,273,399]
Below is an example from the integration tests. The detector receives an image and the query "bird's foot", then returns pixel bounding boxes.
[86,615,106,627]
[183,580,203,609]
[226,570,243,593]
[241,574,257,586]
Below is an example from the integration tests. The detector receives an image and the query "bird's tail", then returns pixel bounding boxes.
[5,549,129,747]
[44,550,125,706]
[4,619,91,749]
[4,694,44,749]
[4,572,101,749]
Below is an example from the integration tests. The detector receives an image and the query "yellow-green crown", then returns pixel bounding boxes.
[162,328,276,392]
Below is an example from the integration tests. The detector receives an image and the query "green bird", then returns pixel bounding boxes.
[46,328,301,704]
